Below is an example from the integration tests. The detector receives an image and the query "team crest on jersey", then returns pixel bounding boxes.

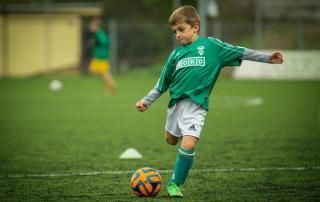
[197,46,205,56]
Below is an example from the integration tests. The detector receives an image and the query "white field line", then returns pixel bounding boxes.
[1,166,320,179]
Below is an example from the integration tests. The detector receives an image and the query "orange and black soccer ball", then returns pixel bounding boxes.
[130,167,162,197]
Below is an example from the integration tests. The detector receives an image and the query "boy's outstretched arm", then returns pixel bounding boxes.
[136,88,162,112]
[241,48,283,64]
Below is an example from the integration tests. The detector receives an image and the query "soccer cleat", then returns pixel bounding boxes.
[167,182,183,198]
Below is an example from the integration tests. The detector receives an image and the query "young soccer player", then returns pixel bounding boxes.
[88,18,117,93]
[136,5,283,197]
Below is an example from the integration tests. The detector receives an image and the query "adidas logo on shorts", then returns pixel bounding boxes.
[189,124,196,131]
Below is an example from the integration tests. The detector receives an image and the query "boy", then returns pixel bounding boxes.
[136,5,283,198]
[88,18,117,93]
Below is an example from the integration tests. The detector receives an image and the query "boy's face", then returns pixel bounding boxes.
[89,21,99,33]
[171,22,199,45]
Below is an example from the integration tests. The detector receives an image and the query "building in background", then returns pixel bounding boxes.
[1,0,319,78]
[0,3,104,77]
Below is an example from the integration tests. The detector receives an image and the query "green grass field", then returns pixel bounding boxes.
[0,68,319,201]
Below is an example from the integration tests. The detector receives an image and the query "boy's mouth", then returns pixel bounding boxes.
[177,38,185,43]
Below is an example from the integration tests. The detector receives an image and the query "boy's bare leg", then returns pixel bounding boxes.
[102,72,116,93]
[165,131,180,145]
[165,132,197,148]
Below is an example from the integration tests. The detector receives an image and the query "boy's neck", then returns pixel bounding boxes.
[191,35,199,43]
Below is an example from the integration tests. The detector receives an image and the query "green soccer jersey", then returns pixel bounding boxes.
[155,37,244,110]
[93,28,109,60]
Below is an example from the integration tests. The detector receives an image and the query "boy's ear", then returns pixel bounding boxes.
[193,23,200,33]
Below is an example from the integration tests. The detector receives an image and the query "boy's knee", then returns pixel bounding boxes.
[181,135,198,151]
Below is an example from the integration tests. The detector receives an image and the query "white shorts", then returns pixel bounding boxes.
[165,99,207,139]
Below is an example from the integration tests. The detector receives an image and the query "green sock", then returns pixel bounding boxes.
[170,146,195,186]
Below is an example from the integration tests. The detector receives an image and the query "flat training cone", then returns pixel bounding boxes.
[119,148,143,159]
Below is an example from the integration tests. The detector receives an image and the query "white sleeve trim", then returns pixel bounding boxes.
[142,88,163,107]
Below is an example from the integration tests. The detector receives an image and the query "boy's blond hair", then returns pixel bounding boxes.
[169,5,200,31]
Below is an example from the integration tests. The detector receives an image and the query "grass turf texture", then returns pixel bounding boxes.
[0,69,319,201]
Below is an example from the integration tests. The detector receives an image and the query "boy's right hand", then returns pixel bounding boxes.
[136,100,148,112]
[269,52,283,64]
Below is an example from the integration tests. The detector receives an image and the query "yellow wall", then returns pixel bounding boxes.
[50,15,81,71]
[6,14,81,76]
[0,15,3,76]
[7,15,46,76]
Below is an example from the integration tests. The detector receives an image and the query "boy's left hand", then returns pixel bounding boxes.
[269,52,283,64]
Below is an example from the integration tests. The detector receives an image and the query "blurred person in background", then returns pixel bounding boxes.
[88,18,117,93]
